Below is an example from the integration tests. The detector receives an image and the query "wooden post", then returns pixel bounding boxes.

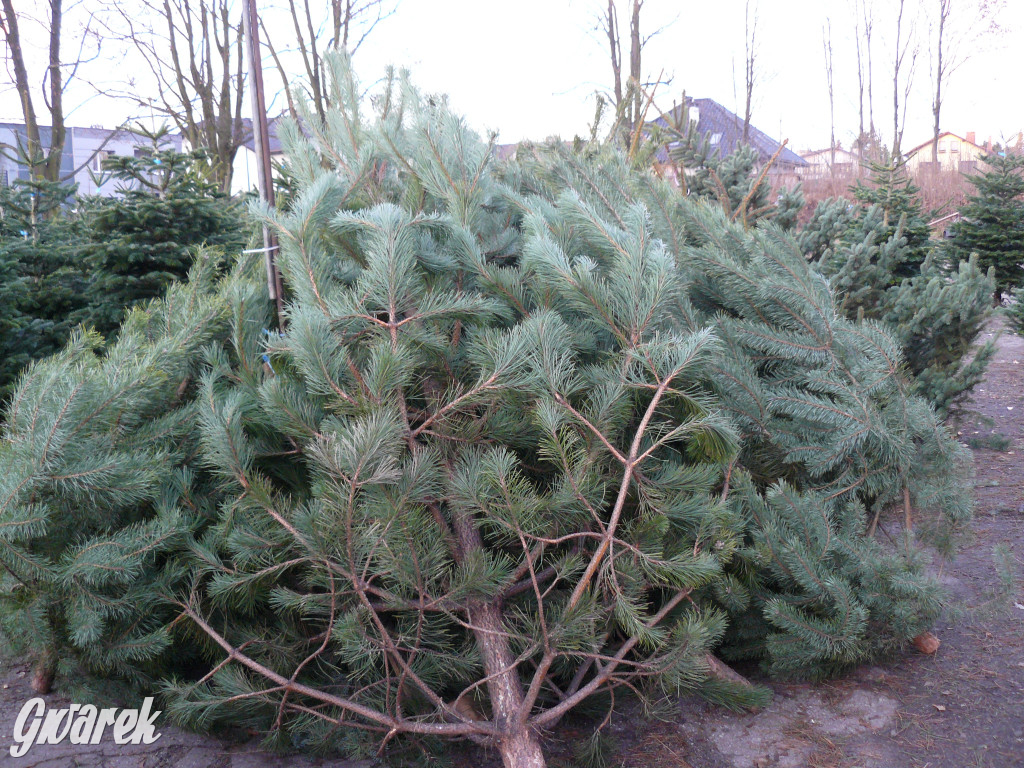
[242,0,284,325]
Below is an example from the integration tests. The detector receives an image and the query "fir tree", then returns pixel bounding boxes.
[0,56,974,767]
[0,178,89,400]
[949,151,1024,303]
[77,129,250,336]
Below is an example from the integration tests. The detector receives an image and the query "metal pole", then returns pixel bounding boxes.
[242,0,284,324]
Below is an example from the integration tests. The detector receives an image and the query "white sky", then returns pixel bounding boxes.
[4,0,1024,153]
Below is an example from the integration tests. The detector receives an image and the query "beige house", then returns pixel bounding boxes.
[798,146,860,178]
[904,131,989,174]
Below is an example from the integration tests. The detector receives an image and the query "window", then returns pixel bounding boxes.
[90,150,109,172]
[938,141,946,153]
[950,140,960,153]
[710,132,722,146]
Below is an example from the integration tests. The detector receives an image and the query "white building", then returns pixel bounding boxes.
[228,116,287,196]
[0,123,182,195]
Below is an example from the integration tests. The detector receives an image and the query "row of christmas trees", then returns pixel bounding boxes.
[662,112,1021,419]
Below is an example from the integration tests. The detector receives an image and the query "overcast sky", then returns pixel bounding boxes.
[4,0,1024,153]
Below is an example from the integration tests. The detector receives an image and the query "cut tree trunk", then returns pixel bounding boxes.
[705,653,755,689]
[498,718,547,768]
[30,648,58,694]
[452,506,547,768]
[912,631,940,655]
[471,601,547,768]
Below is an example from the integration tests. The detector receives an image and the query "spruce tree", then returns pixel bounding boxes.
[0,56,974,767]
[677,205,970,673]
[666,122,794,229]
[1008,286,1024,335]
[850,157,932,280]
[803,177,994,416]
[883,253,995,414]
[798,197,855,264]
[0,250,247,691]
[949,151,1024,303]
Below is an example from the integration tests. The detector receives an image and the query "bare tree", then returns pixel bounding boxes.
[890,0,919,159]
[603,0,643,128]
[928,0,950,165]
[862,0,876,145]
[628,0,642,127]
[742,0,758,144]
[823,21,836,181]
[604,0,623,109]
[0,0,102,182]
[0,0,63,181]
[929,0,1003,163]
[596,0,674,134]
[851,0,865,167]
[260,0,396,122]
[104,0,246,192]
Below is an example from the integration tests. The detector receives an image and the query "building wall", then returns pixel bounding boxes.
[798,148,859,179]
[0,124,181,196]
[906,134,987,174]
[230,146,290,196]
[231,147,261,196]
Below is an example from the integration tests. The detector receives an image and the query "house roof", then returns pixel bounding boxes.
[72,125,169,143]
[903,131,987,158]
[187,116,287,155]
[237,116,287,155]
[649,98,808,168]
[492,143,519,161]
[0,122,175,146]
[800,147,857,161]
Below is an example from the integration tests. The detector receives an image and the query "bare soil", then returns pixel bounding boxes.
[1,325,1021,768]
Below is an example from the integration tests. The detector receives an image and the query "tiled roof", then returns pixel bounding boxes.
[237,116,285,154]
[649,98,808,167]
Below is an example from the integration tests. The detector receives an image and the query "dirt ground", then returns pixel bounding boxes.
[1,324,1021,768]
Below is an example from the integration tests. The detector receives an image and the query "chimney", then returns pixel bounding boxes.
[985,138,993,152]
[967,131,976,145]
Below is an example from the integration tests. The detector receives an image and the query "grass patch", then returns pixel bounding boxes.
[965,432,1013,451]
